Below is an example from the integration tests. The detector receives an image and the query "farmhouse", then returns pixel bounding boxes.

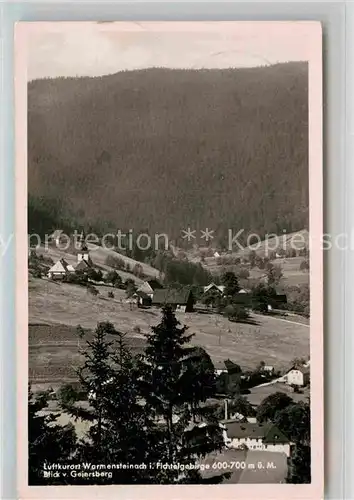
[47,258,75,279]
[283,365,310,387]
[233,292,253,307]
[203,283,225,295]
[152,288,195,312]
[137,279,163,299]
[221,421,291,456]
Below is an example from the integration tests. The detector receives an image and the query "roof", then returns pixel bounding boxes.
[146,279,163,290]
[75,259,92,271]
[213,361,227,370]
[222,421,289,443]
[137,279,163,294]
[287,365,310,376]
[48,258,70,274]
[203,283,225,294]
[152,288,193,305]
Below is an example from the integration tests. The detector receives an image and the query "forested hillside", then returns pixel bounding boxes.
[28,63,308,242]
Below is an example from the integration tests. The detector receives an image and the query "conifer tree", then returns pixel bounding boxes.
[65,322,161,484]
[139,306,227,484]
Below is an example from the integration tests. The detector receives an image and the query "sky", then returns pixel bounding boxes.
[26,21,313,81]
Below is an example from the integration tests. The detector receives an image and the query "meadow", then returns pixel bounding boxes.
[29,277,309,390]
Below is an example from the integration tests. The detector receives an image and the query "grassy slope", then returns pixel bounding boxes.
[29,277,309,387]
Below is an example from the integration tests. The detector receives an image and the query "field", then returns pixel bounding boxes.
[29,277,309,390]
[184,229,310,288]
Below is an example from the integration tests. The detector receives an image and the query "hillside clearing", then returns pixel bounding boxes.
[29,277,309,389]
[35,243,160,282]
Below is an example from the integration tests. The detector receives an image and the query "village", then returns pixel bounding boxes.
[28,228,310,484]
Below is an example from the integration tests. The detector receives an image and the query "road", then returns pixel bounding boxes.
[252,313,309,328]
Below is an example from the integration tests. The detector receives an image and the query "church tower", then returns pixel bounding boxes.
[77,232,92,264]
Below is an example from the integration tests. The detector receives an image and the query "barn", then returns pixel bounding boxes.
[152,288,195,312]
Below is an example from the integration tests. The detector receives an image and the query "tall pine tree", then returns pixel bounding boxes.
[63,322,161,484]
[139,306,227,484]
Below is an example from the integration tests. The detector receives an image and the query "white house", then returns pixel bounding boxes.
[221,421,291,457]
[47,258,75,279]
[283,365,310,387]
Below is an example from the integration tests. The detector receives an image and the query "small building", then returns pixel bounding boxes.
[152,288,195,312]
[47,258,75,279]
[283,365,310,387]
[213,361,228,376]
[48,229,65,247]
[221,421,291,456]
[261,365,275,375]
[136,290,152,307]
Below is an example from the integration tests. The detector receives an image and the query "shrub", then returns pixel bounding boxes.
[238,268,250,279]
[299,259,309,271]
[87,284,99,296]
[57,383,80,406]
[108,291,114,299]
[63,271,88,286]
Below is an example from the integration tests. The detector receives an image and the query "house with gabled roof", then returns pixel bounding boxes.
[137,279,163,299]
[47,258,75,279]
[283,364,310,387]
[220,420,291,456]
[203,283,225,295]
[152,288,195,312]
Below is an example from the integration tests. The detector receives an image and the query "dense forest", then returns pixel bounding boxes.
[28,63,308,243]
